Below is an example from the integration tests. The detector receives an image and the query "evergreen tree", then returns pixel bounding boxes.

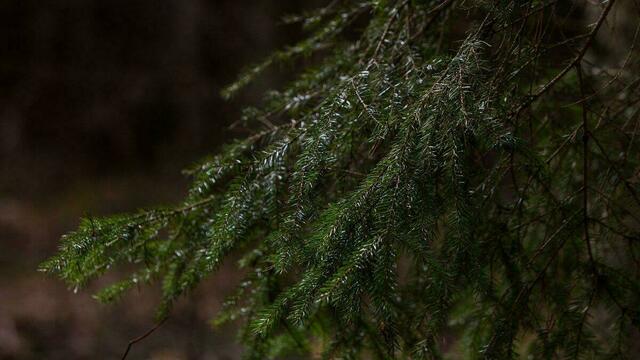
[42,1,640,358]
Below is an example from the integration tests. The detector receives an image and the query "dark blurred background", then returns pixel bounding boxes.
[0,1,320,358]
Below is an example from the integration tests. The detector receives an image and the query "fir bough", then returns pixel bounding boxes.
[43,1,640,358]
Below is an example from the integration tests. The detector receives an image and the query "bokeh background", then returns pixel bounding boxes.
[0,1,321,358]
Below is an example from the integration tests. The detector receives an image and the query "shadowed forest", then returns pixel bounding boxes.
[1,1,320,358]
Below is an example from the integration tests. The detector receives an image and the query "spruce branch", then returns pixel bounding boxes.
[42,1,640,358]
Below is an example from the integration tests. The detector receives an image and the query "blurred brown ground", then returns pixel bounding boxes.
[0,1,320,358]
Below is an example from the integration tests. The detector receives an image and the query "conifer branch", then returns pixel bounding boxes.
[43,1,640,357]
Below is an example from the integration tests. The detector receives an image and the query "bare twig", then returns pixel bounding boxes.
[577,64,597,274]
[121,317,169,360]
[513,0,617,117]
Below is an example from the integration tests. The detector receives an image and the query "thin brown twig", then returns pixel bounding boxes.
[574,286,597,358]
[589,131,640,207]
[352,79,379,123]
[408,0,455,42]
[563,19,640,108]
[121,317,169,360]
[577,64,597,274]
[513,0,617,117]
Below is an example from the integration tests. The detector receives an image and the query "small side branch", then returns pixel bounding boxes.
[577,64,597,273]
[121,317,169,360]
[514,0,616,117]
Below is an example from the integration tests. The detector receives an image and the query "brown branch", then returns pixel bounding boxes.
[589,132,640,208]
[577,64,597,274]
[408,0,455,42]
[513,0,617,117]
[121,317,169,360]
[493,0,560,34]
[574,287,597,358]
[588,184,640,224]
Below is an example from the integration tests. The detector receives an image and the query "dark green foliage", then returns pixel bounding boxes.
[42,0,640,358]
